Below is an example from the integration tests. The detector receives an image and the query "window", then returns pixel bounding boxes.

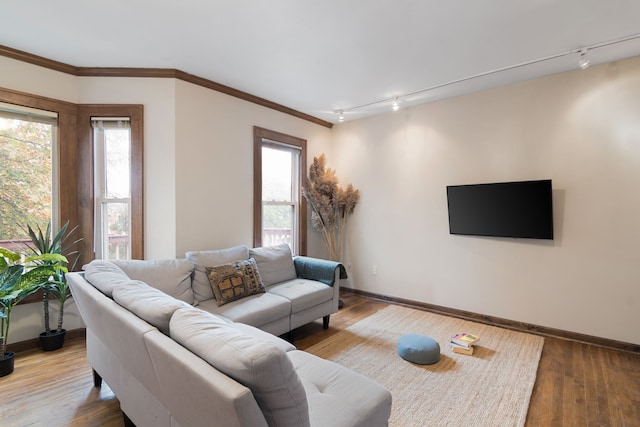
[92,118,131,260]
[262,144,300,250]
[78,105,143,262]
[253,127,307,255]
[0,103,58,248]
[0,87,143,277]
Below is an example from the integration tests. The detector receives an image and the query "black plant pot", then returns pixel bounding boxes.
[39,329,66,351]
[1,352,15,377]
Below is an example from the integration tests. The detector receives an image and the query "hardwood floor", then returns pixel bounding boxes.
[1,293,638,426]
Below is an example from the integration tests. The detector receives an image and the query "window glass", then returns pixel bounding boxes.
[261,144,299,252]
[0,105,57,247]
[93,119,131,260]
[105,129,130,199]
[104,202,130,259]
[262,147,293,201]
[253,127,306,255]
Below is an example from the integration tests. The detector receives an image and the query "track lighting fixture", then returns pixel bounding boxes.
[332,33,639,122]
[578,50,590,70]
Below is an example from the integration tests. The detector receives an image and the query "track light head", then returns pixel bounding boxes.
[337,109,345,122]
[578,50,590,69]
[392,97,400,111]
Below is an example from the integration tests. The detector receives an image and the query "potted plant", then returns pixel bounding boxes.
[302,154,360,262]
[25,221,81,351]
[1,247,67,376]
[302,154,359,309]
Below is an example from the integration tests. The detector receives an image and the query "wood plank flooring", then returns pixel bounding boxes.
[1,293,638,426]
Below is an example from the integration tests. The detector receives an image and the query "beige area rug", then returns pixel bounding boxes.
[306,305,544,427]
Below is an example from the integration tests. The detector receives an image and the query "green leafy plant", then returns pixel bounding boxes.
[25,221,81,334]
[1,247,67,356]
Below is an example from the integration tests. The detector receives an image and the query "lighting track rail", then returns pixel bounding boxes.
[336,32,640,116]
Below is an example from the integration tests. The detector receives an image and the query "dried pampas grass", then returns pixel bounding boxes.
[303,154,359,261]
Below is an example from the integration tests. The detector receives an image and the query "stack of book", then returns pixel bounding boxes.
[450,332,480,355]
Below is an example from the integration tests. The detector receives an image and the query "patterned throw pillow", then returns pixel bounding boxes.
[205,258,265,306]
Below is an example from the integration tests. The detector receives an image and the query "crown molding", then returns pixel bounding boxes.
[0,44,78,75]
[0,44,333,129]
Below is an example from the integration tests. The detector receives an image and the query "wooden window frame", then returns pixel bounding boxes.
[253,126,307,255]
[0,88,78,304]
[78,105,144,262]
[0,88,144,305]
[0,89,144,267]
[0,88,78,235]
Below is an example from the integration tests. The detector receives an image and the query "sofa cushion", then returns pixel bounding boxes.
[111,259,195,305]
[112,280,190,334]
[197,292,291,330]
[229,322,296,354]
[288,350,392,427]
[186,245,250,303]
[266,279,334,313]
[205,258,265,306]
[83,260,130,297]
[249,244,297,287]
[170,308,310,427]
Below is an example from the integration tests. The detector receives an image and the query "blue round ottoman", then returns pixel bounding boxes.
[397,334,440,365]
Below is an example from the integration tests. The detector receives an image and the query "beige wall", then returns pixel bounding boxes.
[0,58,331,343]
[1,57,85,343]
[173,80,331,256]
[0,56,78,102]
[332,57,640,344]
[2,54,639,345]
[77,77,178,259]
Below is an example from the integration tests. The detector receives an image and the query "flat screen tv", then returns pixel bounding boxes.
[446,179,554,240]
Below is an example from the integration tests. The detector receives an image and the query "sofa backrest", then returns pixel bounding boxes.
[84,260,192,335]
[68,270,269,427]
[83,260,129,297]
[170,307,310,427]
[112,280,191,335]
[186,245,250,303]
[111,258,195,305]
[67,271,164,397]
[143,328,268,427]
[249,244,297,287]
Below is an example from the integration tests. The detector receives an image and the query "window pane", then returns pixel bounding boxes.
[262,146,292,201]
[105,128,130,198]
[93,118,133,260]
[0,115,53,242]
[254,127,306,256]
[105,202,129,260]
[262,204,293,247]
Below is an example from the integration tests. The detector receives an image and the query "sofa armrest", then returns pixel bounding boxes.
[293,256,347,286]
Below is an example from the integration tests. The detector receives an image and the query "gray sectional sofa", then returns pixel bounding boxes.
[67,244,392,427]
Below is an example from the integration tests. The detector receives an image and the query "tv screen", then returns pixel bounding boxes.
[446,179,554,240]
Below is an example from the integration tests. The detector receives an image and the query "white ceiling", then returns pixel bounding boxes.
[3,1,640,124]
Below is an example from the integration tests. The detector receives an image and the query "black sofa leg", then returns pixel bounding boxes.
[123,411,136,427]
[323,315,330,329]
[92,369,102,388]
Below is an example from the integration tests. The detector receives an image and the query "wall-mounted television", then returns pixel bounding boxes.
[446,179,554,240]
